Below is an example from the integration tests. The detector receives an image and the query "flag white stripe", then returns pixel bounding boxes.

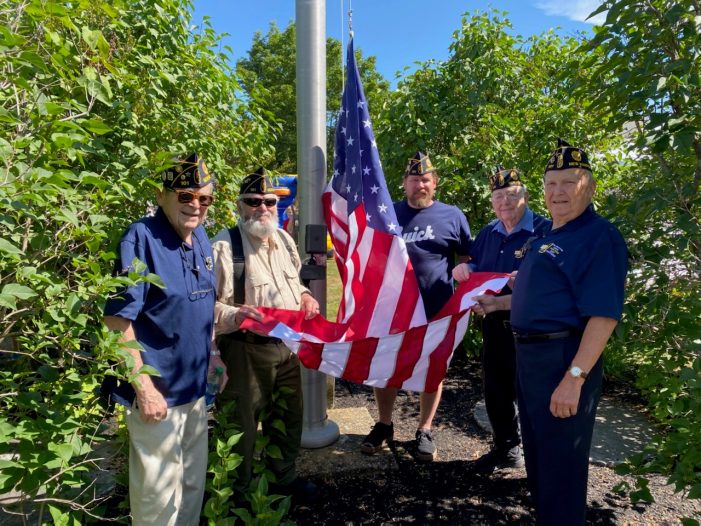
[318,341,353,378]
[365,331,405,388]
[401,316,450,391]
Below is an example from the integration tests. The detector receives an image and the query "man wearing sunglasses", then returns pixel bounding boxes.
[212,168,320,504]
[103,153,227,525]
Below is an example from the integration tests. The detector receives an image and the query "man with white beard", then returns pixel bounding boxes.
[212,168,320,504]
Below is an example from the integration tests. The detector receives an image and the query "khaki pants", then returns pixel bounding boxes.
[218,337,303,488]
[125,397,207,526]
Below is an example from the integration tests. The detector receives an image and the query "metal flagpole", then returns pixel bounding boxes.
[295,0,340,448]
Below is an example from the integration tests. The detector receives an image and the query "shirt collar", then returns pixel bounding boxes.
[551,204,595,233]
[492,207,534,236]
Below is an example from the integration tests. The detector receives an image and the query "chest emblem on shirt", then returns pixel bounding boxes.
[402,225,435,244]
[204,256,214,271]
[538,243,563,258]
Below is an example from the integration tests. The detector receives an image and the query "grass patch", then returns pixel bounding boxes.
[326,258,342,321]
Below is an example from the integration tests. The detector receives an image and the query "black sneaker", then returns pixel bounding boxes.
[361,422,394,454]
[415,428,437,462]
[472,445,525,473]
[271,477,320,507]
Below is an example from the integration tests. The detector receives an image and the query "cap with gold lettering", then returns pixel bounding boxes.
[545,138,591,174]
[239,167,275,195]
[489,165,523,192]
[404,151,437,177]
[162,153,213,189]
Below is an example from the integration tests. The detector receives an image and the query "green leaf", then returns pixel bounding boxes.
[82,119,112,135]
[1,283,37,300]
[49,442,74,463]
[688,483,701,499]
[0,238,22,255]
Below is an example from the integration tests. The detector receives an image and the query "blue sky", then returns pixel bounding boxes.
[191,0,604,82]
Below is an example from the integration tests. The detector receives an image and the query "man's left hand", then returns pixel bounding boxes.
[209,354,229,393]
[300,293,320,320]
[549,375,583,418]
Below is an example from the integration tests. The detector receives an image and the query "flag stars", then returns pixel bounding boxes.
[346,184,351,193]
[341,126,347,135]
[347,136,355,146]
[363,119,371,128]
[363,166,371,176]
[387,222,397,232]
[371,139,377,148]
[354,192,359,202]
[357,100,365,108]
[378,203,388,213]
[366,213,372,221]
[351,164,356,174]
[370,184,379,194]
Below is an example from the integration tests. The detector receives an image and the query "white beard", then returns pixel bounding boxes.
[241,214,278,239]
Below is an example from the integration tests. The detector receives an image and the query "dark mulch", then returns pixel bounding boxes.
[290,353,701,525]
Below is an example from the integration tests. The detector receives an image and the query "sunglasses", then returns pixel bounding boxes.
[168,189,214,207]
[241,197,278,208]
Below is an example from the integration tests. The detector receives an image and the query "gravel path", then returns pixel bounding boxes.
[290,354,701,525]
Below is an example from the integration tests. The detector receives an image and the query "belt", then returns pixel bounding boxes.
[226,331,282,345]
[512,329,579,343]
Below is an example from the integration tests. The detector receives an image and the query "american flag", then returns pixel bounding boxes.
[239,39,510,393]
[323,38,426,338]
[241,273,510,392]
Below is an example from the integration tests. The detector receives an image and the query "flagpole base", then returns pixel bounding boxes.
[301,419,340,449]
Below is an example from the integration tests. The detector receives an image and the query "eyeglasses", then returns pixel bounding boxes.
[168,188,215,207]
[241,197,278,208]
[492,192,523,203]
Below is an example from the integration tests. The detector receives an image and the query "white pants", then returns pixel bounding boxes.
[125,397,207,526]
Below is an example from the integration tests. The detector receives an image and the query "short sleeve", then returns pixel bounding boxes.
[574,225,628,320]
[104,226,150,321]
[456,209,472,256]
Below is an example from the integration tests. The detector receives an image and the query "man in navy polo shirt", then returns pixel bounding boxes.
[361,151,472,462]
[478,140,627,525]
[452,166,550,473]
[104,153,226,525]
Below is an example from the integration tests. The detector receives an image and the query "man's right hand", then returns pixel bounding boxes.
[452,263,471,283]
[135,385,168,424]
[234,304,264,326]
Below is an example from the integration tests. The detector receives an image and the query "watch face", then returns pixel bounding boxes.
[570,366,583,377]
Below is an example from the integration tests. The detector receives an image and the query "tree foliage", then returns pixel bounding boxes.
[0,0,273,521]
[236,21,389,173]
[373,10,623,230]
[577,0,701,508]
[1,0,700,521]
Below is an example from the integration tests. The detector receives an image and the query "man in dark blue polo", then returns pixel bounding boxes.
[507,140,627,525]
[453,166,550,472]
[104,153,227,525]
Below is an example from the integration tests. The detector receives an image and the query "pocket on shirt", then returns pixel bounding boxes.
[283,268,301,306]
[247,273,270,305]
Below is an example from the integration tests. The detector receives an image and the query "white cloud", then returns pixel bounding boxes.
[535,0,607,25]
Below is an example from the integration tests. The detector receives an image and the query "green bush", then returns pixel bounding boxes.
[0,0,273,521]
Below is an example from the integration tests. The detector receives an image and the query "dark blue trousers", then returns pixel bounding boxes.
[516,334,603,526]
[482,312,520,450]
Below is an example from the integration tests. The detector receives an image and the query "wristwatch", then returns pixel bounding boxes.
[568,365,588,380]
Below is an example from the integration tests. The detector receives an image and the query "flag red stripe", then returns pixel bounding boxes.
[386,324,428,389]
[423,312,463,393]
[297,341,324,370]
[341,338,379,384]
[389,259,423,333]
